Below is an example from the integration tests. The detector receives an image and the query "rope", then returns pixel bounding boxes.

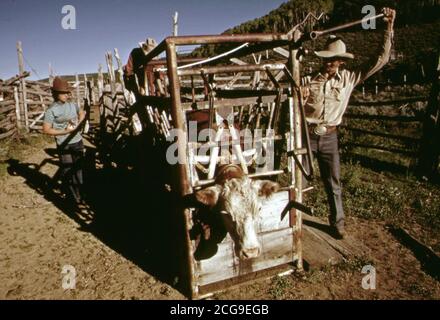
[156,42,249,72]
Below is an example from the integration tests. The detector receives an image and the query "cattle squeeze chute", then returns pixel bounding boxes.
[117,27,318,299]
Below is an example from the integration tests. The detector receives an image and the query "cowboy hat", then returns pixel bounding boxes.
[314,35,354,59]
[51,76,72,93]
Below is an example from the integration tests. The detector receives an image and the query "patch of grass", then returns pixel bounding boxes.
[343,164,404,220]
[268,275,292,299]
[335,256,374,273]
[305,157,440,233]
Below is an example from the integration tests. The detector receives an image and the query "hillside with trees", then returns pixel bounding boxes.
[192,0,440,81]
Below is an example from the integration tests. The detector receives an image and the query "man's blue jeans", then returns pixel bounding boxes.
[58,140,84,203]
[304,130,345,229]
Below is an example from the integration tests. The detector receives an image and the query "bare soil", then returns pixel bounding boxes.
[0,138,439,300]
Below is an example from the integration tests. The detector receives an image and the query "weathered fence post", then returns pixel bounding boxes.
[83,73,88,102]
[90,78,96,105]
[97,64,104,99]
[13,86,21,129]
[105,51,116,90]
[288,29,303,272]
[48,63,54,86]
[105,51,119,133]
[16,41,29,131]
[114,48,125,91]
[173,11,179,36]
[75,74,81,108]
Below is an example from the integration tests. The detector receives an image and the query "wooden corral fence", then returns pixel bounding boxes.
[340,57,440,177]
[0,71,55,138]
[0,74,23,140]
[0,73,90,138]
[0,42,95,140]
[341,96,428,160]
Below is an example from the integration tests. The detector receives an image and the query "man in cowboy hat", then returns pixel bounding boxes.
[124,37,158,96]
[43,76,86,209]
[301,7,396,239]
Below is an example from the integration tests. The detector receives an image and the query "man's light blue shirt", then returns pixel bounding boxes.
[43,101,82,145]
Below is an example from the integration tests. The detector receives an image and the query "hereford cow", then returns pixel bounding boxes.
[191,165,279,260]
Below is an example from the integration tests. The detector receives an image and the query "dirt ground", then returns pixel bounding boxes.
[0,137,439,300]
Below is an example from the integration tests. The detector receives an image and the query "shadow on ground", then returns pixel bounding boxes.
[341,151,440,184]
[387,225,440,281]
[303,218,333,235]
[6,133,184,292]
[341,152,412,175]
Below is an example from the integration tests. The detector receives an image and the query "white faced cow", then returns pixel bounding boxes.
[194,165,279,259]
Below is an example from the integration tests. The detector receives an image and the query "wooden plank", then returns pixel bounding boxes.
[267,70,285,89]
[194,239,236,285]
[0,86,15,94]
[251,228,294,271]
[273,47,289,58]
[221,72,244,89]
[1,122,17,131]
[196,227,294,286]
[75,74,81,108]
[0,100,15,107]
[25,79,51,88]
[302,213,369,259]
[290,39,304,270]
[0,116,16,127]
[20,88,51,97]
[0,105,17,113]
[197,262,294,299]
[98,64,104,98]
[13,86,21,128]
[181,76,251,84]
[302,227,341,269]
[16,41,29,131]
[0,128,17,140]
[4,72,30,85]
[29,111,45,128]
[258,190,290,233]
[25,101,51,106]
[230,58,247,66]
[181,94,287,111]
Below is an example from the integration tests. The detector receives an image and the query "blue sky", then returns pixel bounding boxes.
[0,0,287,80]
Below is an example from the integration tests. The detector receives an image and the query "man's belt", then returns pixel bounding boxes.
[308,123,337,136]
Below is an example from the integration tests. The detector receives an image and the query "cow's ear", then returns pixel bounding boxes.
[195,185,222,207]
[255,180,280,198]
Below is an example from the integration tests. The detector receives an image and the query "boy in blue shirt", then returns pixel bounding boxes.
[43,77,86,206]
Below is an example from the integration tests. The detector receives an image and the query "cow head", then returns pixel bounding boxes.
[194,174,279,259]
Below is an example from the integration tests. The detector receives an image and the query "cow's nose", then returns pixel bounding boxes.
[240,246,261,259]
